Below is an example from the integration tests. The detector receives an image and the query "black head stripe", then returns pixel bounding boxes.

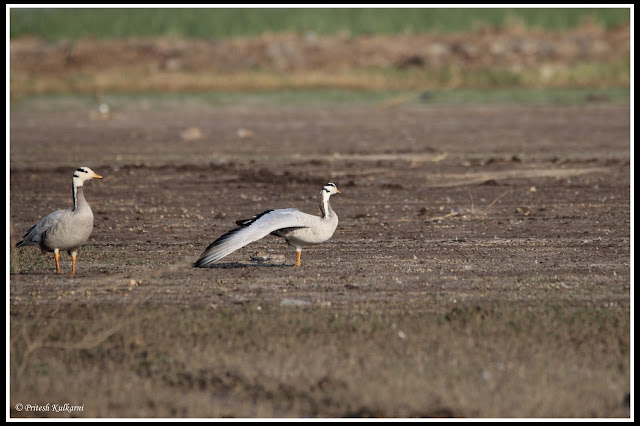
[323,188,330,193]
[326,183,336,188]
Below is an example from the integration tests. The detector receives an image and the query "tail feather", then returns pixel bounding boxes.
[16,224,38,248]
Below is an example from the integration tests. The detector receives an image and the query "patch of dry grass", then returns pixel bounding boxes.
[9,302,630,418]
[9,58,631,97]
[9,24,630,96]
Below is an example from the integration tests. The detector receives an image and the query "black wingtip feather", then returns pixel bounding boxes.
[235,209,275,227]
[193,225,248,268]
[193,258,209,268]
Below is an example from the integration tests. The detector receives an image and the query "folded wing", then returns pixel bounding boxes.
[16,209,69,248]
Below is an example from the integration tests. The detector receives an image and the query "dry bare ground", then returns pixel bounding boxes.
[8,100,630,418]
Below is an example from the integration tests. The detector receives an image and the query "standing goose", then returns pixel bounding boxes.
[16,167,103,275]
[194,183,341,268]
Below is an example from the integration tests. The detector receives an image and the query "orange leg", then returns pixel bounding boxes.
[54,249,63,274]
[295,250,302,267]
[71,253,77,275]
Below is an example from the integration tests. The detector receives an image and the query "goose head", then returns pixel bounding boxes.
[322,182,341,196]
[73,167,103,187]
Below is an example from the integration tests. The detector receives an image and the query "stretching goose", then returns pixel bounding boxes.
[16,167,103,275]
[194,183,341,268]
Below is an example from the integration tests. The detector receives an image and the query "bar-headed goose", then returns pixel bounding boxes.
[16,166,103,275]
[194,183,341,267]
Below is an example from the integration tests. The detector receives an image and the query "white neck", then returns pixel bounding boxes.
[72,178,86,211]
[73,176,86,188]
[320,191,332,219]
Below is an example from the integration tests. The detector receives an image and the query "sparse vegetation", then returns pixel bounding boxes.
[10,302,630,418]
[9,8,631,95]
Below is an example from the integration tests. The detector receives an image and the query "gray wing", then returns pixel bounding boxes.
[194,208,313,267]
[16,209,70,247]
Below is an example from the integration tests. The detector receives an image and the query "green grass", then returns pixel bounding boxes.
[9,7,631,40]
[413,87,631,106]
[9,88,631,113]
[11,246,50,274]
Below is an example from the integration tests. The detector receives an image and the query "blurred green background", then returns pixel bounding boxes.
[9,7,630,39]
[9,7,631,106]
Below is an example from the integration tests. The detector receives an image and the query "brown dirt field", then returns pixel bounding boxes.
[9,101,631,418]
[11,25,630,74]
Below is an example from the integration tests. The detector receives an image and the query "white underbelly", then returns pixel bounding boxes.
[283,225,336,247]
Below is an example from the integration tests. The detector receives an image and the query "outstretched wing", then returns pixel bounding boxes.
[194,208,310,267]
